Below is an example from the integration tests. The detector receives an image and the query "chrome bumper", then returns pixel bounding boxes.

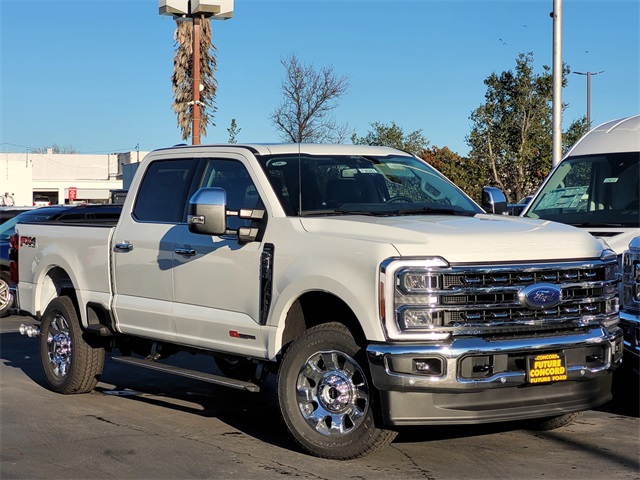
[367,326,624,392]
[619,310,640,362]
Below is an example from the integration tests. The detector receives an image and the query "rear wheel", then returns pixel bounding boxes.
[277,322,397,459]
[0,272,14,317]
[39,296,105,394]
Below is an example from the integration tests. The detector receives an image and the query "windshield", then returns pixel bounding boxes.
[524,152,639,227]
[257,153,482,217]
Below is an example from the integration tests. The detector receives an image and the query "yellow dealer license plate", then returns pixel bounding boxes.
[526,353,568,384]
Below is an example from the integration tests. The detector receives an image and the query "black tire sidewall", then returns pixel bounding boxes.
[39,296,104,394]
[277,323,382,459]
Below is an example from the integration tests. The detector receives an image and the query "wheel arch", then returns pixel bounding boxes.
[34,266,77,320]
[276,291,368,359]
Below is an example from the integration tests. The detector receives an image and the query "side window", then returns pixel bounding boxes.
[133,159,198,223]
[199,159,263,229]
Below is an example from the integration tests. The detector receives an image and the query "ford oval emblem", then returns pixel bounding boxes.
[518,283,562,310]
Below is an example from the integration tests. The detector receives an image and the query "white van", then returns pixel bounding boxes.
[522,114,640,255]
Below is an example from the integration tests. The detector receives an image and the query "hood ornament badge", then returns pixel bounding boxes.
[518,283,562,310]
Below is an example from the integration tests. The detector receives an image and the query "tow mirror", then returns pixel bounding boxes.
[188,187,265,243]
[188,188,228,235]
[481,187,508,215]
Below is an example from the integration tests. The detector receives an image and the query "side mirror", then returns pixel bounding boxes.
[481,187,508,215]
[187,187,266,242]
[188,187,227,235]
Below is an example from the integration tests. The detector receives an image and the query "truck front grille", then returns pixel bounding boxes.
[393,261,618,335]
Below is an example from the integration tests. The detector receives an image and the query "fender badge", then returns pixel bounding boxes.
[518,283,562,310]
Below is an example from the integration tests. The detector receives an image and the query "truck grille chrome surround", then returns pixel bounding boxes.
[380,254,619,341]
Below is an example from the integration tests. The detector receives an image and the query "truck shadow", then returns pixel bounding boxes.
[2,328,638,459]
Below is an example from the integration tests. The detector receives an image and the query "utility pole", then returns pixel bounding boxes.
[192,14,202,145]
[159,1,234,145]
[574,70,604,129]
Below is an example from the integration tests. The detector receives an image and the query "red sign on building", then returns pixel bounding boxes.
[68,187,77,201]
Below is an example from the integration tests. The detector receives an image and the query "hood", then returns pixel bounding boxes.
[584,227,640,256]
[300,214,605,264]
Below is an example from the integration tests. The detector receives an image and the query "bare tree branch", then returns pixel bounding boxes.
[271,53,350,143]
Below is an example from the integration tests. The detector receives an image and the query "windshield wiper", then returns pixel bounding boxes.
[569,222,624,228]
[391,207,476,216]
[300,209,385,217]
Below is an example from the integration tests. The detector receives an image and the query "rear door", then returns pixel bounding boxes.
[112,158,198,342]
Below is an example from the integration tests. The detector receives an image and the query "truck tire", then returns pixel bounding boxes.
[529,412,584,431]
[39,296,105,394]
[277,322,397,459]
[0,272,14,317]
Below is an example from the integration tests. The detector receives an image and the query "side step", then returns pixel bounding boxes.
[111,355,261,393]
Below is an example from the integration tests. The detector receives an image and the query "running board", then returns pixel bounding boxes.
[110,355,261,393]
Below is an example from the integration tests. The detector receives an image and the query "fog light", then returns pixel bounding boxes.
[414,358,443,376]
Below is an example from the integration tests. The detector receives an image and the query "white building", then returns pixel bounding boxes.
[0,149,148,206]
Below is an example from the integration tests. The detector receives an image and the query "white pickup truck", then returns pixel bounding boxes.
[11,144,623,459]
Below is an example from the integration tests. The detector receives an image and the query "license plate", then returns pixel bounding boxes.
[526,352,568,384]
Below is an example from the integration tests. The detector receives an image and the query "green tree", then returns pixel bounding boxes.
[271,53,350,143]
[227,118,241,143]
[172,18,218,141]
[421,146,486,201]
[563,116,588,154]
[466,52,569,203]
[351,121,429,156]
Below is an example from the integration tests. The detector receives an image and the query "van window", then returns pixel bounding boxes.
[525,152,639,227]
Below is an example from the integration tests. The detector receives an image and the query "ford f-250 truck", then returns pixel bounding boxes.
[12,144,623,459]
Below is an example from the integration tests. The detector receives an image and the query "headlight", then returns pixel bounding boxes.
[398,270,441,292]
[398,307,443,329]
[380,257,450,340]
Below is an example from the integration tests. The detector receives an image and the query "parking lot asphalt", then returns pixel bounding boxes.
[1,314,638,480]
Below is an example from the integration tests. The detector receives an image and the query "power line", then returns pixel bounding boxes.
[0,142,140,154]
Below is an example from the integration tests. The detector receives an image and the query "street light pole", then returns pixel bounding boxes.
[573,71,604,129]
[551,0,563,168]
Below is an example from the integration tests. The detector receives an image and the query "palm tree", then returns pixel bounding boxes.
[171,17,218,143]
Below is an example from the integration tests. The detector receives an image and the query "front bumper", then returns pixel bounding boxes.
[366,326,623,425]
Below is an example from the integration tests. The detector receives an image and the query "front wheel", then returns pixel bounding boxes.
[528,412,584,431]
[40,296,105,394]
[277,322,397,459]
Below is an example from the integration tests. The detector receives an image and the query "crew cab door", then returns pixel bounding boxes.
[171,155,266,357]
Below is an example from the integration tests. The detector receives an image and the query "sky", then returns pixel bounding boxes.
[1,0,638,157]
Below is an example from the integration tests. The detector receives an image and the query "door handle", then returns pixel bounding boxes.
[114,242,133,252]
[174,247,196,256]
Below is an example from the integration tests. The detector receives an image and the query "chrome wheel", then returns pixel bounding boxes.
[296,350,369,436]
[278,322,397,459]
[46,314,72,379]
[0,273,13,316]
